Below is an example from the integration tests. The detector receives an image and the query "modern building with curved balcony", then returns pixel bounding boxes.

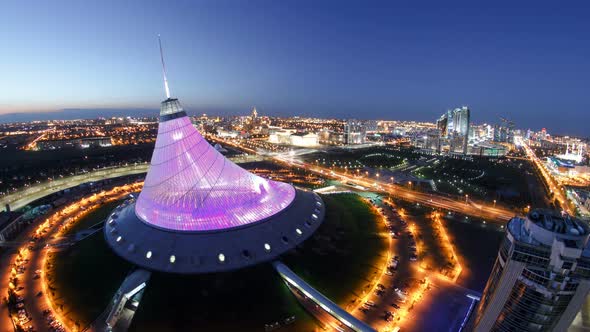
[473,209,590,331]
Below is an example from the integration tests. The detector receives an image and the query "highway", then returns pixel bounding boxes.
[519,138,573,214]
[208,136,517,222]
[273,155,516,223]
[0,164,149,212]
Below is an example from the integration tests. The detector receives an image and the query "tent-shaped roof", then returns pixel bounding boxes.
[134,98,296,232]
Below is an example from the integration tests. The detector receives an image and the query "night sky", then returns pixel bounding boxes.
[3,1,589,136]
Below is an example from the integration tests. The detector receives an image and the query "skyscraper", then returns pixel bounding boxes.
[436,112,449,137]
[493,117,515,143]
[452,106,470,137]
[473,209,590,331]
[344,119,366,145]
[436,106,470,154]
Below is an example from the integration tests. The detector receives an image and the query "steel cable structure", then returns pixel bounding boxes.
[135,98,296,231]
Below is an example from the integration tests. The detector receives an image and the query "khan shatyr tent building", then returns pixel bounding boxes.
[104,39,325,274]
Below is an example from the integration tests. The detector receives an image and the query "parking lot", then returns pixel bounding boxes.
[350,194,481,332]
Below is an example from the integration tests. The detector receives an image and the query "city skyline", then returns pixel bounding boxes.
[3,1,590,136]
[2,2,590,332]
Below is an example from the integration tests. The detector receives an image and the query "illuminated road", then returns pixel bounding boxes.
[273,155,515,223]
[518,138,573,214]
[0,184,141,332]
[23,128,55,151]
[0,164,149,212]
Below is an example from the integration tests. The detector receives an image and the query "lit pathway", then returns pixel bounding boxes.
[273,261,376,332]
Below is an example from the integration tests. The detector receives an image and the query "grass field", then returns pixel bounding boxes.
[283,194,387,306]
[47,224,132,328]
[61,200,124,236]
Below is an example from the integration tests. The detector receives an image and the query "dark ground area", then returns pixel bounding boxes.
[391,199,505,292]
[442,214,504,292]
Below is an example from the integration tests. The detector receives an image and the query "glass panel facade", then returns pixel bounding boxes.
[135,99,296,231]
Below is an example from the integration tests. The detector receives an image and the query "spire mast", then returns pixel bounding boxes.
[158,34,171,99]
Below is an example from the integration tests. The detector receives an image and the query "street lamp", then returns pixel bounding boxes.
[465,194,469,203]
[493,199,496,207]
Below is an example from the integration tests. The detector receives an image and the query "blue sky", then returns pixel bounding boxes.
[2,1,589,135]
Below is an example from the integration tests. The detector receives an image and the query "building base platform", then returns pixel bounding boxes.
[104,189,325,274]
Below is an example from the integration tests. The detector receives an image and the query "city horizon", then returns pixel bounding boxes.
[0,106,586,138]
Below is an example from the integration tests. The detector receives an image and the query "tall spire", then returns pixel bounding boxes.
[158,34,171,99]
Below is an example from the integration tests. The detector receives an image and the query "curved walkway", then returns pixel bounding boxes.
[273,261,376,332]
[0,164,149,212]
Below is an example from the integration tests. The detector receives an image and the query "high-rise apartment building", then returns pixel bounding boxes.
[452,106,470,137]
[344,120,366,145]
[473,209,590,332]
[436,106,470,154]
[493,117,515,143]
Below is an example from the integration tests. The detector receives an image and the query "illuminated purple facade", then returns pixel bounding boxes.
[105,97,324,274]
[105,45,324,274]
[135,98,296,231]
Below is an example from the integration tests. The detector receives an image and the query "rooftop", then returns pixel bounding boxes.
[508,209,590,250]
[527,209,587,236]
[134,98,296,232]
